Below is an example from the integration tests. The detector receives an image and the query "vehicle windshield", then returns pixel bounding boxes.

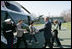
[5,1,21,12]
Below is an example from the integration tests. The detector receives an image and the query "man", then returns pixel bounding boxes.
[28,21,39,45]
[16,20,27,48]
[39,17,53,48]
[58,20,62,30]
[2,19,16,48]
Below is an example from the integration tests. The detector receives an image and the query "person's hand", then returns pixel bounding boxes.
[39,29,42,32]
[36,29,39,32]
[51,29,54,32]
[24,29,28,33]
[24,29,27,32]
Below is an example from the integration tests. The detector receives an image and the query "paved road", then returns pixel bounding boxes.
[18,24,71,48]
[35,24,71,48]
[2,24,71,48]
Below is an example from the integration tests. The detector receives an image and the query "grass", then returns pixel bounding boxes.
[34,24,44,26]
[34,22,71,30]
[62,22,71,30]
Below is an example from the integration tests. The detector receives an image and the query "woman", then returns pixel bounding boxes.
[16,20,27,48]
[52,20,62,47]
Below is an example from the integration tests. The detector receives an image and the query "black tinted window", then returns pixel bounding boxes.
[5,2,21,12]
[1,11,7,21]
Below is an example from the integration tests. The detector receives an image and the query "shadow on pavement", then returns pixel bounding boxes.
[59,38,71,41]
[62,45,71,48]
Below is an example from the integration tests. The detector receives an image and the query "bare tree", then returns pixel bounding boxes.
[60,9,71,22]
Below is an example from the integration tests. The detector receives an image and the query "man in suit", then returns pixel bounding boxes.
[39,17,53,48]
[16,20,27,48]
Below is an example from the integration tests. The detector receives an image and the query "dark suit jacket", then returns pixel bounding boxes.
[39,21,52,40]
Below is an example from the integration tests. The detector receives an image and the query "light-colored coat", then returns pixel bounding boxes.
[52,24,58,31]
[16,23,24,37]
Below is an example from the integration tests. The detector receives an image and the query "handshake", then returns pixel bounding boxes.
[35,29,39,33]
[35,29,43,33]
[24,29,28,33]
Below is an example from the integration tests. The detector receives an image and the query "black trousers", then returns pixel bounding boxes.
[52,30,61,46]
[43,38,53,48]
[7,36,13,48]
[29,34,37,43]
[5,34,14,48]
[17,34,27,48]
[59,25,61,30]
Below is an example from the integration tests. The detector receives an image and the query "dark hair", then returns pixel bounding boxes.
[54,20,58,24]
[18,20,24,23]
[30,21,34,25]
[46,17,49,20]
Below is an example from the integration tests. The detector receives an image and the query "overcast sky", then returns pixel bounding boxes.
[16,1,71,17]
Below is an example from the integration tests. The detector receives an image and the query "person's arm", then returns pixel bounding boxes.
[2,23,7,38]
[12,23,17,32]
[17,28,24,31]
[39,22,52,32]
[39,23,48,32]
[17,24,24,31]
[52,24,54,32]
[2,22,6,32]
[29,26,33,33]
